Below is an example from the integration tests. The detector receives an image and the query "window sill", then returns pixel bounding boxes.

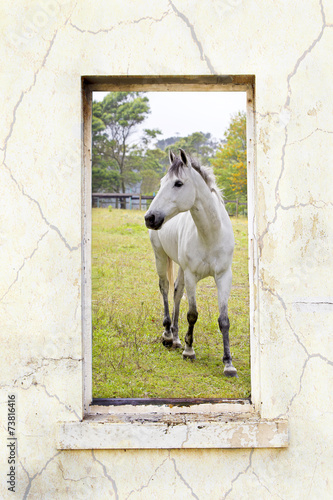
[57,402,288,449]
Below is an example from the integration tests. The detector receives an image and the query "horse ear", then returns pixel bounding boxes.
[179,148,188,166]
[168,150,175,166]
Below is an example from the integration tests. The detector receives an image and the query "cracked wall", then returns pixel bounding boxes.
[1,0,332,498]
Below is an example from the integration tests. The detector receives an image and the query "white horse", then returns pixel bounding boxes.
[145,149,237,377]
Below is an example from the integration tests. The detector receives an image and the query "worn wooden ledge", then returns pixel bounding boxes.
[57,411,288,450]
[91,397,251,407]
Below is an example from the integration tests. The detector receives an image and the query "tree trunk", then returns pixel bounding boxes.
[120,179,126,209]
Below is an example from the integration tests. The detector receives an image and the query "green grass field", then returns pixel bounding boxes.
[92,208,250,399]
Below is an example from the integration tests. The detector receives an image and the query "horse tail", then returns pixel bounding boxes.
[167,257,174,297]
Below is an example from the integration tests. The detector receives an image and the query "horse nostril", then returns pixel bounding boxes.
[145,213,155,225]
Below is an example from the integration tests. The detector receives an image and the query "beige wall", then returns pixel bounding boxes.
[1,1,332,498]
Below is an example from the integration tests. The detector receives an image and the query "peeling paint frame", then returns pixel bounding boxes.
[58,75,289,449]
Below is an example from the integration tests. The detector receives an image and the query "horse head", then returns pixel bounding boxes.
[144,149,196,230]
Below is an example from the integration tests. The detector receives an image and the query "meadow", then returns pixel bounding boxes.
[92,207,250,399]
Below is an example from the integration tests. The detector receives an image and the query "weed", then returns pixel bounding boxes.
[92,208,250,398]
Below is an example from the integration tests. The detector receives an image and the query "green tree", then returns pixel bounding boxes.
[161,131,217,165]
[92,92,151,205]
[133,128,168,195]
[140,148,167,195]
[210,111,247,201]
[91,133,121,192]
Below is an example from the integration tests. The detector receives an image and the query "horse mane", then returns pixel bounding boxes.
[169,154,224,203]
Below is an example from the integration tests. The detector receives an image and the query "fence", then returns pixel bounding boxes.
[92,193,247,217]
[92,193,154,211]
[224,199,247,217]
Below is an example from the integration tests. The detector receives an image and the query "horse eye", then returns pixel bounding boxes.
[174,180,183,188]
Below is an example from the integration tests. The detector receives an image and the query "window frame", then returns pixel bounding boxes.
[58,75,289,450]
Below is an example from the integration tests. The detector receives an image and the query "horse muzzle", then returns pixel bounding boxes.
[144,211,165,230]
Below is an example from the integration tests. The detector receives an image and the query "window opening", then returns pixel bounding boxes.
[82,77,254,411]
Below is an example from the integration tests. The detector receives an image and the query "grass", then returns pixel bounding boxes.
[92,207,250,399]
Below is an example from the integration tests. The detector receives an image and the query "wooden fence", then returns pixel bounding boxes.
[92,193,247,217]
[92,193,153,211]
[224,198,247,217]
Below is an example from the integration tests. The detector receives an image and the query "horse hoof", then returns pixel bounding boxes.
[183,353,196,360]
[224,365,238,377]
[162,338,173,347]
[172,340,182,349]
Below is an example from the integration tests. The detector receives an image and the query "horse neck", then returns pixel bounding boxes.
[189,171,223,244]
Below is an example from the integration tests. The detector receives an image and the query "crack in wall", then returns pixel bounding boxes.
[39,383,80,420]
[260,280,333,418]
[171,456,200,499]
[256,111,279,119]
[2,7,80,258]
[7,357,82,419]
[69,9,171,35]
[91,450,119,499]
[5,357,81,397]
[285,0,329,108]
[252,470,285,500]
[43,356,82,362]
[5,6,77,148]
[0,231,49,302]
[3,3,73,160]
[260,280,333,366]
[294,301,333,305]
[223,449,254,499]
[2,30,58,164]
[58,462,94,483]
[307,455,320,499]
[280,199,333,210]
[2,92,25,163]
[10,374,81,420]
[180,416,190,448]
[20,451,62,499]
[260,281,305,356]
[125,456,169,499]
[287,127,333,146]
[4,162,80,252]
[278,351,333,419]
[258,0,332,257]
[20,183,81,252]
[168,0,216,74]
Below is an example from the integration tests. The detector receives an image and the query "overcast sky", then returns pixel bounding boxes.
[93,91,246,144]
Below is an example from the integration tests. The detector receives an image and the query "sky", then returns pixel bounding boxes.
[93,91,246,144]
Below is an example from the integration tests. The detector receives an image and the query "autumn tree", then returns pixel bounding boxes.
[210,112,247,201]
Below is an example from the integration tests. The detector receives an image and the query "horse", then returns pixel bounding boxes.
[144,149,237,377]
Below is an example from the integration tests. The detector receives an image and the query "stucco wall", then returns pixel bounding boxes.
[1,1,332,498]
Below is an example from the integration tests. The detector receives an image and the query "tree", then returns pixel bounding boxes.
[139,148,167,195]
[157,131,218,166]
[132,128,168,196]
[210,112,247,201]
[92,92,151,206]
[155,135,180,151]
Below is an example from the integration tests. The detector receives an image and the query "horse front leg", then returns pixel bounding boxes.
[170,267,185,349]
[215,268,238,377]
[182,272,198,360]
[159,276,173,347]
[151,240,173,348]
